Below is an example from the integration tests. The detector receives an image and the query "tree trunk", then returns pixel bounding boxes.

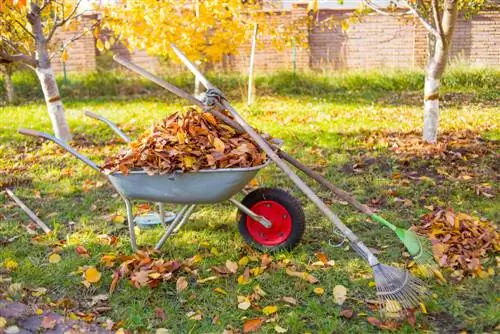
[422,0,458,143]
[35,66,72,141]
[3,68,15,104]
[29,2,72,141]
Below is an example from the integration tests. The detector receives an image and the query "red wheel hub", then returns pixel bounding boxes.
[246,200,292,246]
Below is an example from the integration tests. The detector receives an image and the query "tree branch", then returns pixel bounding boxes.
[13,19,36,39]
[432,0,445,38]
[46,0,83,43]
[49,20,99,61]
[0,51,37,67]
[403,0,441,39]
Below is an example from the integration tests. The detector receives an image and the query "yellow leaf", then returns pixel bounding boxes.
[0,316,6,329]
[368,281,376,287]
[48,253,61,264]
[4,259,18,270]
[35,309,43,315]
[238,256,249,266]
[313,287,324,295]
[182,155,195,168]
[213,137,225,153]
[210,247,219,256]
[333,285,347,305]
[148,273,161,279]
[262,305,278,315]
[84,267,101,283]
[61,49,69,62]
[253,285,267,297]
[214,287,227,295]
[419,302,428,314]
[112,215,125,224]
[433,269,447,283]
[385,300,402,313]
[237,274,250,285]
[196,276,217,284]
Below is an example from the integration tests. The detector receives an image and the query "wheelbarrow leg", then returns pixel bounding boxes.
[154,205,190,250]
[157,202,167,228]
[173,204,196,233]
[122,196,137,251]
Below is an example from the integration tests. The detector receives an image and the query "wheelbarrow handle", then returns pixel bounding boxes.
[18,128,101,172]
[84,110,132,143]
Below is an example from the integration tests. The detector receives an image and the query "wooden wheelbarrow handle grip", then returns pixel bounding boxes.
[18,128,45,138]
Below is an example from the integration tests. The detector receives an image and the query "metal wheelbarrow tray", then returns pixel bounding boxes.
[108,162,269,204]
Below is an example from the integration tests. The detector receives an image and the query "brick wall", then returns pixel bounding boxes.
[51,16,97,73]
[52,7,500,74]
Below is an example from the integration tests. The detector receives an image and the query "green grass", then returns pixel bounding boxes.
[0,70,499,333]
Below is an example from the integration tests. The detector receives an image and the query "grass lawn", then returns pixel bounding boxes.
[0,70,499,333]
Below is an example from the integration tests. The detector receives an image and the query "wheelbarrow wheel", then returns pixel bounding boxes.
[238,188,305,251]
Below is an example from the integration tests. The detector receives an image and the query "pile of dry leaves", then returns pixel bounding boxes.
[101,107,266,175]
[416,209,499,280]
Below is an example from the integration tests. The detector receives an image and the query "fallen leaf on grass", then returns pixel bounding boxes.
[285,268,318,284]
[48,253,61,264]
[0,317,6,329]
[274,325,288,333]
[243,318,264,333]
[313,287,324,295]
[155,307,167,321]
[333,285,347,305]
[41,315,57,329]
[262,305,278,315]
[197,276,217,284]
[176,277,188,293]
[75,245,89,257]
[366,316,382,328]
[3,259,18,270]
[84,267,101,284]
[225,260,238,274]
[340,309,354,319]
[253,285,267,297]
[280,296,297,305]
[237,296,251,310]
[214,287,227,295]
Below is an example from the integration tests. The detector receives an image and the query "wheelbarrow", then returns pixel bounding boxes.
[17,127,306,252]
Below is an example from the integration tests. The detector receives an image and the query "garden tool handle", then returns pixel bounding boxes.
[18,128,45,138]
[18,128,101,172]
[84,110,132,143]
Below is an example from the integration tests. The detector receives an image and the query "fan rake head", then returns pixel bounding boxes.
[373,263,428,313]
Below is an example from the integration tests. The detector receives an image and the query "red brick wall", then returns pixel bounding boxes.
[53,8,500,73]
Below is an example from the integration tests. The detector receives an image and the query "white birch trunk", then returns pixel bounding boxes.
[3,70,15,104]
[422,0,458,144]
[423,73,440,143]
[35,67,72,141]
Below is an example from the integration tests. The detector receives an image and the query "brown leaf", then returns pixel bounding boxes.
[155,307,167,321]
[243,318,265,333]
[75,245,89,257]
[41,316,57,329]
[340,309,354,319]
[366,316,382,328]
[176,276,188,293]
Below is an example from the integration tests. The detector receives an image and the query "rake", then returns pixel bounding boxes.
[277,153,437,275]
[113,47,428,313]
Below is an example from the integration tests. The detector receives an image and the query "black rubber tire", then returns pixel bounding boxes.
[237,187,305,252]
